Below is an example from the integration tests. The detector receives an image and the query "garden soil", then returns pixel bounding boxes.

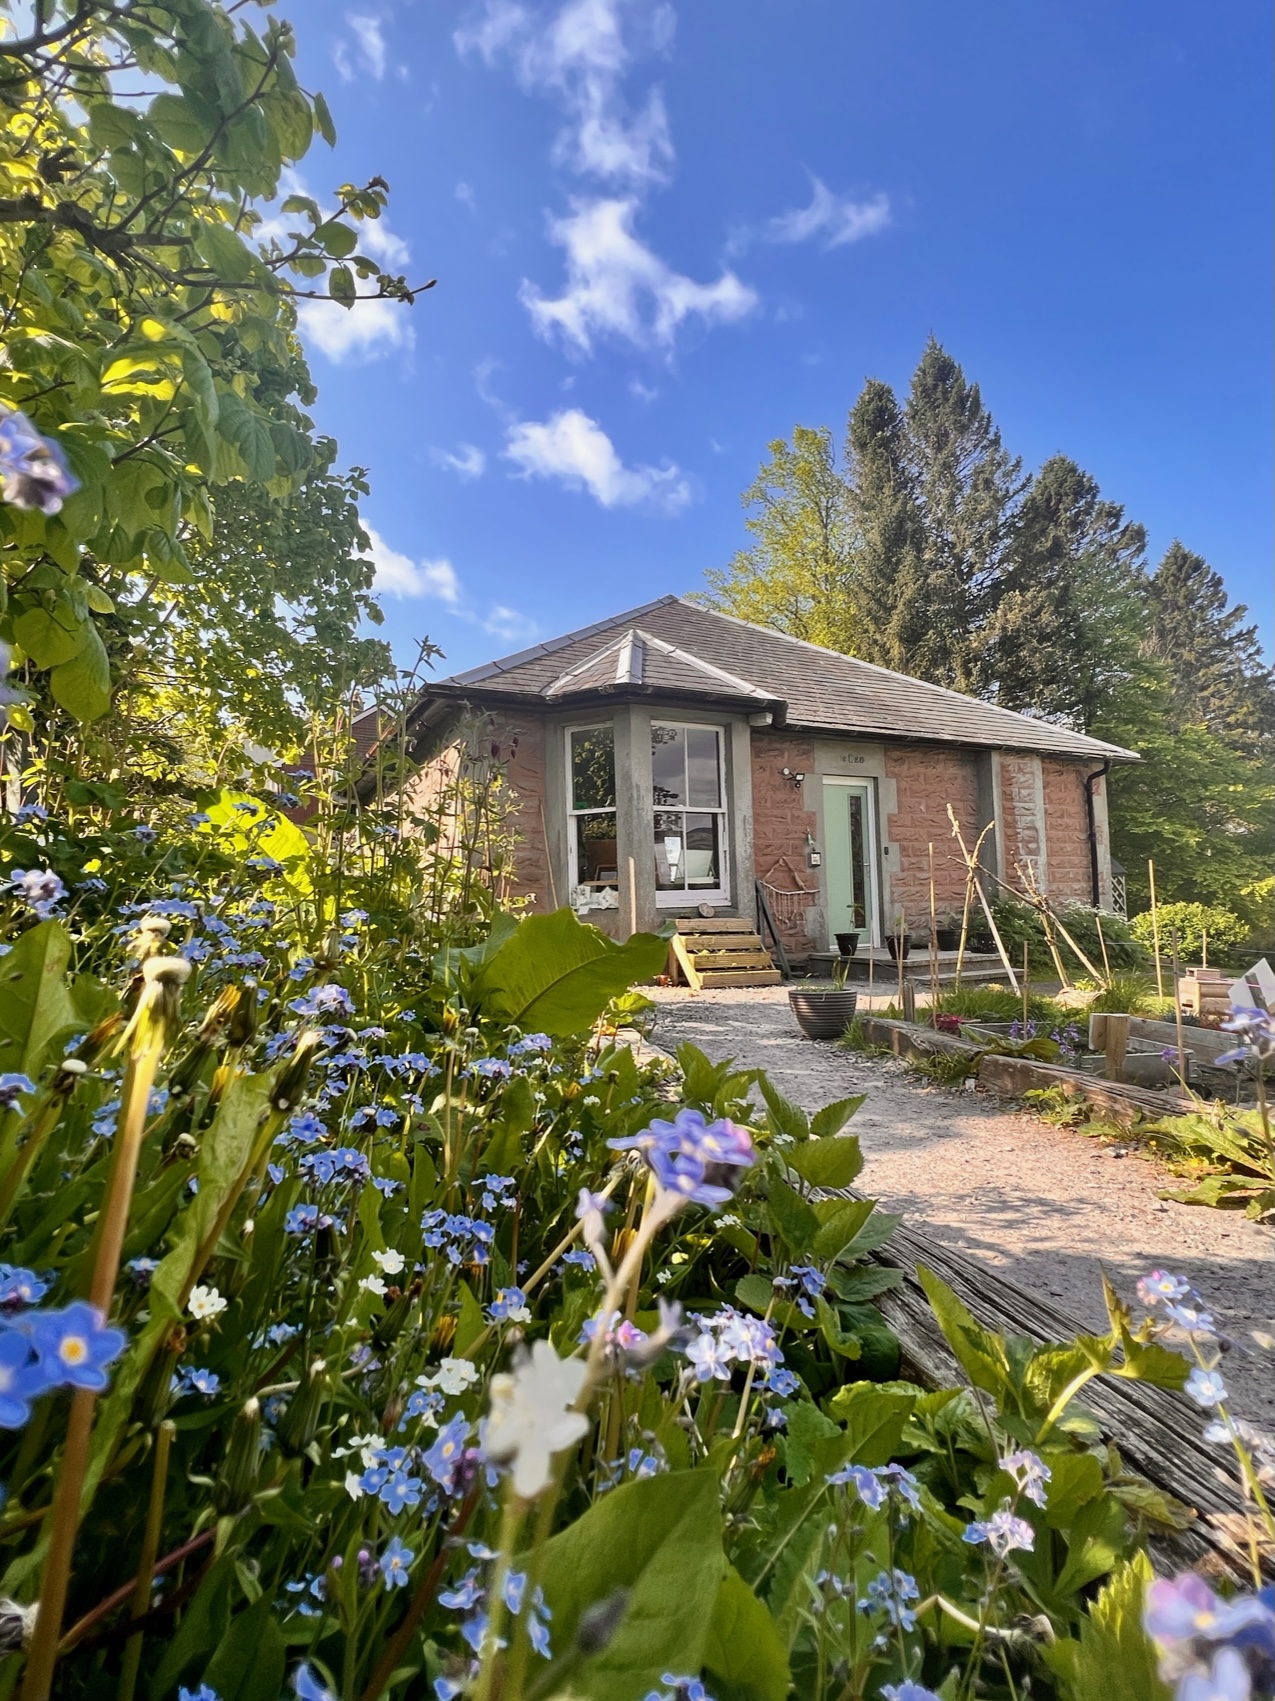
[647,986,1274,1426]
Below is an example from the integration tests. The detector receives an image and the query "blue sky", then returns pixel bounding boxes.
[285,0,1273,678]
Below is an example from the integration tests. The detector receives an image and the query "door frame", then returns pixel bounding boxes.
[821,776,881,948]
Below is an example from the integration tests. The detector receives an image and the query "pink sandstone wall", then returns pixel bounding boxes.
[1041,758,1092,902]
[750,731,818,951]
[883,745,982,921]
[997,752,1044,890]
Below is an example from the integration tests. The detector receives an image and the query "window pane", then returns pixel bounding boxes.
[848,794,867,929]
[574,811,618,884]
[651,724,685,806]
[571,727,615,811]
[653,809,685,890]
[683,812,721,888]
[686,727,721,809]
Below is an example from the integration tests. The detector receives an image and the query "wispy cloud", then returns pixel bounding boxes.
[432,443,487,480]
[456,0,675,187]
[766,178,891,249]
[455,180,477,211]
[520,197,755,355]
[335,15,388,82]
[362,528,460,601]
[503,407,689,510]
[484,605,539,642]
[297,296,414,365]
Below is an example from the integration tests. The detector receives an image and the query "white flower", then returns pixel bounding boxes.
[188,1285,227,1320]
[359,1275,387,1297]
[419,1357,479,1397]
[483,1340,590,1500]
[344,1470,364,1500]
[333,1431,382,1467]
[372,1248,405,1275]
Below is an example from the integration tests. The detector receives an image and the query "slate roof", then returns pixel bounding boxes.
[423,596,1138,762]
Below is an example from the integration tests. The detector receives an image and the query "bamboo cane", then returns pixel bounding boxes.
[947,809,1018,990]
[1148,858,1164,998]
[1169,925,1188,1088]
[896,908,906,1008]
[1022,942,1030,1031]
[1095,912,1112,985]
[928,842,939,1015]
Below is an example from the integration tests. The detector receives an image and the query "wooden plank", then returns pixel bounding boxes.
[691,951,777,971]
[696,969,782,987]
[668,932,702,992]
[857,1015,983,1062]
[678,932,768,952]
[865,1219,1263,1581]
[975,1052,1194,1121]
[674,916,754,934]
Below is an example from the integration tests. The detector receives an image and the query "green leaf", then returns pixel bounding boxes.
[917,1265,1010,1400]
[216,390,278,482]
[201,1593,286,1701]
[1053,1490,1129,1596]
[454,1280,485,1354]
[315,220,358,257]
[328,264,356,305]
[780,1400,838,1487]
[531,1469,725,1701]
[469,909,669,1037]
[814,1294,863,1360]
[703,1568,791,1701]
[87,102,142,150]
[734,1274,775,1315]
[0,920,80,1080]
[13,603,86,668]
[150,1553,236,1699]
[313,89,337,146]
[148,91,217,154]
[822,1383,916,1465]
[1043,1451,1105,1532]
[1044,1553,1171,1701]
[195,219,256,284]
[811,1197,875,1261]
[786,1132,863,1191]
[766,1173,820,1254]
[809,1094,865,1137]
[49,622,111,722]
[758,1076,808,1141]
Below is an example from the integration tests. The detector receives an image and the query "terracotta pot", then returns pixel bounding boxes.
[788,988,859,1041]
[835,931,860,957]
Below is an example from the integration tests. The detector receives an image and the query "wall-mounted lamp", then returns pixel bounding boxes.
[780,767,806,788]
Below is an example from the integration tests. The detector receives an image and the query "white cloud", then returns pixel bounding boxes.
[336,15,388,82]
[503,408,689,511]
[767,179,891,249]
[433,443,487,480]
[455,180,477,211]
[484,605,539,642]
[361,528,461,602]
[358,217,411,270]
[457,0,675,187]
[297,296,414,365]
[521,197,756,354]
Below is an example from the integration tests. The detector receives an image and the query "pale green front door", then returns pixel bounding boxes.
[823,780,877,947]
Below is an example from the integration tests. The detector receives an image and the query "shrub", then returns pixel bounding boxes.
[1129,902,1247,962]
[991,897,1148,974]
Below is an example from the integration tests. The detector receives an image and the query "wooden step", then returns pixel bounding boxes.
[674,916,754,933]
[691,950,776,971]
[696,969,783,988]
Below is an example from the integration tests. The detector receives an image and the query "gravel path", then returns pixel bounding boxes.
[648,986,1274,1425]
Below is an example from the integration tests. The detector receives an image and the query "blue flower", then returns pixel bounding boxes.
[827,1463,887,1508]
[1179,1647,1254,1701]
[172,1366,221,1399]
[470,1058,512,1081]
[0,1075,36,1113]
[439,1568,484,1612]
[486,1287,528,1324]
[1217,1006,1275,1066]
[371,1175,402,1198]
[289,985,356,1019]
[287,1111,327,1143]
[1000,1448,1051,1509]
[0,1266,48,1309]
[609,1109,756,1208]
[28,1302,126,1392]
[503,1571,526,1614]
[133,824,157,844]
[881,1683,943,1701]
[1186,1368,1228,1409]
[379,1470,424,1515]
[178,1685,220,1701]
[0,1330,53,1427]
[7,869,64,918]
[292,1665,337,1701]
[422,1414,469,1494]
[126,1257,159,1289]
[379,1536,414,1589]
[963,1501,1035,1556]
[0,408,79,513]
[561,1248,596,1272]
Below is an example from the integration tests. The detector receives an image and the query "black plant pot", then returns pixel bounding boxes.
[788,988,859,1041]
[968,934,995,955]
[835,931,860,957]
[886,936,911,962]
[935,928,961,952]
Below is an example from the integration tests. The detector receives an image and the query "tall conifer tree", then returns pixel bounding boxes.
[901,339,1025,694]
[844,379,929,674]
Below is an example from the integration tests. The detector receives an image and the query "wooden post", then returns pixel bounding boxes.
[1201,927,1208,969]
[1169,925,1188,1089]
[1104,1013,1130,1081]
[1022,942,1030,1030]
[901,979,917,1023]
[1148,858,1164,998]
[896,908,906,1008]
[1095,912,1112,986]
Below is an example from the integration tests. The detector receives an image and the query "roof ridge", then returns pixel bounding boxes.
[438,595,679,687]
[669,597,1130,751]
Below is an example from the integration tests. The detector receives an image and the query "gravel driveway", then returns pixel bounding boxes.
[648,986,1274,1425]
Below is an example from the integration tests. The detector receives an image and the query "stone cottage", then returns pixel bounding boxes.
[396,596,1137,957]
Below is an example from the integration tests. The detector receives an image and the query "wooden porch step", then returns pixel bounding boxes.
[674,916,754,934]
[696,969,783,988]
[691,950,776,971]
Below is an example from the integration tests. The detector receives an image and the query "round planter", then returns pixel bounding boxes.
[834,931,860,957]
[935,928,961,952]
[886,936,911,962]
[788,988,859,1041]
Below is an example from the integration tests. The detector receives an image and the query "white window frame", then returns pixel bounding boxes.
[651,720,731,909]
[565,723,618,900]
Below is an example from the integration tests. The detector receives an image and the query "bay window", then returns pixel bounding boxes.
[652,722,728,906]
[567,725,618,910]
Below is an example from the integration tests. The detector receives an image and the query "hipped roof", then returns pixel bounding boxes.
[420,596,1138,762]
